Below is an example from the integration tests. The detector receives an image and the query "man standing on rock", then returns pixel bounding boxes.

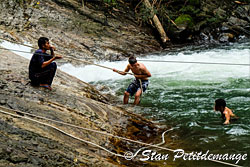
[113,56,151,105]
[29,37,62,90]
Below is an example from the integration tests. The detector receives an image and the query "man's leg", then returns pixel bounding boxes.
[123,91,130,104]
[124,80,137,104]
[47,62,57,85]
[29,75,40,86]
[134,89,142,105]
[40,62,57,86]
[134,80,149,105]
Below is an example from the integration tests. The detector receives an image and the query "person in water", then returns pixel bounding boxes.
[113,56,151,105]
[214,98,238,124]
[29,37,62,90]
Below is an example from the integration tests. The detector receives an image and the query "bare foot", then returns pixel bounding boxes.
[40,84,52,91]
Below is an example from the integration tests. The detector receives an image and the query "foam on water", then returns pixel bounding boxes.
[0,40,32,59]
[226,126,250,136]
[59,61,132,82]
[1,39,249,83]
[59,44,249,83]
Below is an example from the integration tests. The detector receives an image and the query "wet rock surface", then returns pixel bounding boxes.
[0,49,165,166]
[0,0,161,66]
[158,0,250,44]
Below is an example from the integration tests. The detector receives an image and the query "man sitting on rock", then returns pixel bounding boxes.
[29,37,62,90]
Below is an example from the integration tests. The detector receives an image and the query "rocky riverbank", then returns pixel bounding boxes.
[0,0,162,66]
[159,0,250,44]
[1,0,250,166]
[0,49,169,166]
[0,1,173,166]
[1,0,250,63]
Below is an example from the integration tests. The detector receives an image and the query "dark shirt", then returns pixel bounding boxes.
[29,49,53,75]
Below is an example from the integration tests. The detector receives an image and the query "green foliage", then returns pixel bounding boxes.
[175,14,194,28]
[103,0,117,5]
[180,5,200,14]
[137,4,157,23]
[206,17,219,23]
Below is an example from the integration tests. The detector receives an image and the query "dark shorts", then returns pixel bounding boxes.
[29,62,57,86]
[126,79,149,96]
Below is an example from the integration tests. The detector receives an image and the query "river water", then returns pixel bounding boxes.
[1,40,249,166]
[61,42,250,166]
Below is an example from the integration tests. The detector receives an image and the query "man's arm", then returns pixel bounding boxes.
[50,47,55,57]
[41,54,62,68]
[113,65,130,75]
[224,111,230,125]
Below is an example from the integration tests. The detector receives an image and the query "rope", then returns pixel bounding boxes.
[0,37,35,49]
[0,106,243,167]
[138,59,250,66]
[0,47,96,59]
[126,128,175,160]
[0,106,172,159]
[0,44,133,75]
[0,105,173,152]
[1,37,249,67]
[0,108,125,158]
[1,46,249,67]
[69,57,134,75]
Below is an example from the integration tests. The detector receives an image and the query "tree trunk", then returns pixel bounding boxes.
[81,0,84,7]
[143,0,170,43]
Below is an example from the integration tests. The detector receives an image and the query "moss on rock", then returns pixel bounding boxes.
[175,14,194,29]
